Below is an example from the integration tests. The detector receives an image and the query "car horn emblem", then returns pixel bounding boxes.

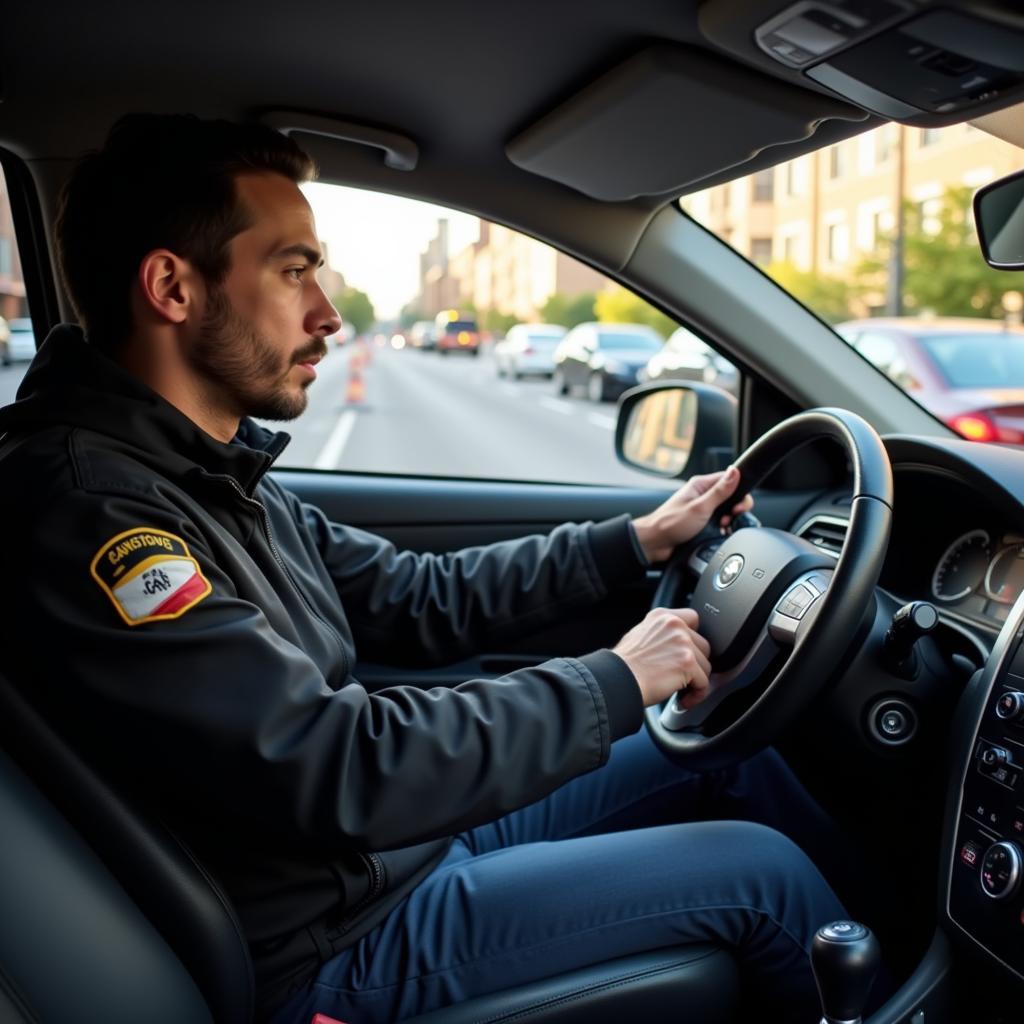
[714,554,744,589]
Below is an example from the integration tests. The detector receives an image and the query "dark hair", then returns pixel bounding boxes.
[55,114,316,352]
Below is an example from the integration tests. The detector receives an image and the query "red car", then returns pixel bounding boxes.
[837,317,1024,444]
[435,314,481,356]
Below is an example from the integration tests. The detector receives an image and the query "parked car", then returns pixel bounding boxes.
[553,322,663,401]
[640,325,739,394]
[837,317,1024,444]
[5,317,37,363]
[434,312,481,356]
[408,320,438,350]
[493,323,566,379]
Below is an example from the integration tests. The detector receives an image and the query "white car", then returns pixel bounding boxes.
[2,318,36,364]
[493,323,567,379]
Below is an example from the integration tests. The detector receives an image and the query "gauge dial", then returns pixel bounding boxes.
[986,543,1024,606]
[932,529,991,603]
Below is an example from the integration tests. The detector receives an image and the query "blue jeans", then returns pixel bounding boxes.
[274,732,847,1023]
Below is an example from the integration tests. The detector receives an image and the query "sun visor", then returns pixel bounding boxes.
[506,45,866,201]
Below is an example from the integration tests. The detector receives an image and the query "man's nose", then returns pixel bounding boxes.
[308,285,342,338]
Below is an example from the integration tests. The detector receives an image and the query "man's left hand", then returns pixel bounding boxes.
[632,466,754,564]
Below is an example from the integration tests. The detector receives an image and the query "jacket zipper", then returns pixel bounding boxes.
[218,475,350,659]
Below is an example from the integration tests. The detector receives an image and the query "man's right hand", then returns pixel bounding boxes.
[612,608,712,710]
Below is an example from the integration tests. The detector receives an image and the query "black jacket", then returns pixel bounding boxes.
[0,326,647,1012]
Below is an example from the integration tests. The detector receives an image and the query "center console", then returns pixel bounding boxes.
[946,596,1024,981]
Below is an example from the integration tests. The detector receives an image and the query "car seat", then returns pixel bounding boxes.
[0,672,739,1023]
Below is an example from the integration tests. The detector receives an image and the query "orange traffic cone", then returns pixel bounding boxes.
[345,353,365,404]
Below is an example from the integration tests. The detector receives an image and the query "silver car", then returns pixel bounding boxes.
[494,323,567,379]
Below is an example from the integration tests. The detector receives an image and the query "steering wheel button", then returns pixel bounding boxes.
[806,574,830,595]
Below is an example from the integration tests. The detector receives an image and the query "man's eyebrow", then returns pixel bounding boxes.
[273,244,324,268]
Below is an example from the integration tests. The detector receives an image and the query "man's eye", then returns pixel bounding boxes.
[287,267,306,280]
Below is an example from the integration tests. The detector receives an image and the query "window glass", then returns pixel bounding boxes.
[680,123,1024,446]
[921,333,1024,388]
[0,165,34,404]
[267,184,738,486]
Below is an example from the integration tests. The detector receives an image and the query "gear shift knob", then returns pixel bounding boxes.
[810,920,881,1024]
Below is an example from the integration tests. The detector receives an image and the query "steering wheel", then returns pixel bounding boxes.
[645,407,893,770]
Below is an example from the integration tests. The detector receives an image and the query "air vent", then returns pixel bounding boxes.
[795,514,848,556]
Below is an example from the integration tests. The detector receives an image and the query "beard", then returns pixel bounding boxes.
[188,287,326,422]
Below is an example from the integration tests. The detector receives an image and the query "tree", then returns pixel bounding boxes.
[540,292,596,328]
[399,303,424,329]
[482,308,518,335]
[763,262,855,324]
[859,186,1024,319]
[334,287,376,336]
[593,286,675,338]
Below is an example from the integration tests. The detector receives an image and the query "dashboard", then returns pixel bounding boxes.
[784,433,1024,1015]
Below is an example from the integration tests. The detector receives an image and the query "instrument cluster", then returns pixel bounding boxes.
[932,529,1024,623]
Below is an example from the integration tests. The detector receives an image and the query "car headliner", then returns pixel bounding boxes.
[0,0,1021,338]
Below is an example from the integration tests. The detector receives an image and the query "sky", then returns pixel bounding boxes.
[303,182,480,320]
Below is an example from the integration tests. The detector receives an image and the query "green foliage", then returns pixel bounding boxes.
[764,262,855,324]
[861,186,1023,318]
[334,287,376,335]
[482,308,518,335]
[540,292,597,328]
[398,303,423,329]
[593,286,676,338]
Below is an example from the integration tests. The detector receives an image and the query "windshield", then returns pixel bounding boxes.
[596,332,661,350]
[921,332,1024,389]
[680,123,1024,445]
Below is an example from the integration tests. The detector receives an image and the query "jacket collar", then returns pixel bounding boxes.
[0,324,290,494]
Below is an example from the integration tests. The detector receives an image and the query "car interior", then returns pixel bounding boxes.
[4,1,1024,1022]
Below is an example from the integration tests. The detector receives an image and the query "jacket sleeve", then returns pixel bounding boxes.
[289,486,649,667]
[13,485,643,851]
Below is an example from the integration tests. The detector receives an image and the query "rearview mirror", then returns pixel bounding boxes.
[975,169,1024,270]
[615,382,737,479]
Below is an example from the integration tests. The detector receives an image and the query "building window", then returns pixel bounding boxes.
[876,125,898,164]
[919,127,942,147]
[826,222,849,265]
[752,169,774,202]
[750,238,773,265]
[784,162,798,197]
[828,145,847,180]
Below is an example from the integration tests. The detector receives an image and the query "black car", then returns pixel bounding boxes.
[552,322,664,401]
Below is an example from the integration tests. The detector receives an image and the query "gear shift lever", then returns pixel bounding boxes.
[810,920,881,1024]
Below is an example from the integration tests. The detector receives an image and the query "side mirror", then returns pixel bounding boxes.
[615,382,737,479]
[975,169,1024,270]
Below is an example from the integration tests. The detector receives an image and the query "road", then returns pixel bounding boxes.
[267,343,672,488]
[0,344,673,489]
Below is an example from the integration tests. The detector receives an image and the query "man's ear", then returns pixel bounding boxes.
[137,249,197,325]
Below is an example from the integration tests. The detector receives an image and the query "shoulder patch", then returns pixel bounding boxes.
[90,527,212,626]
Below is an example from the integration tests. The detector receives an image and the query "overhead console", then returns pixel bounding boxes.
[702,0,1024,126]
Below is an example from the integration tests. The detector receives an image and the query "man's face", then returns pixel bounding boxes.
[187,172,341,422]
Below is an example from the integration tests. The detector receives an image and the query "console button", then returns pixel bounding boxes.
[960,841,981,868]
[981,841,1023,900]
[997,691,1024,722]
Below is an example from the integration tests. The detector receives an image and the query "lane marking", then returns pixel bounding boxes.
[587,412,617,430]
[314,409,358,469]
[538,397,574,416]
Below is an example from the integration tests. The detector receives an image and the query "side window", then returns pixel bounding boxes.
[274,184,741,487]
[0,164,34,404]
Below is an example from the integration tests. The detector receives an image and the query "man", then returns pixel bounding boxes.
[0,115,847,1023]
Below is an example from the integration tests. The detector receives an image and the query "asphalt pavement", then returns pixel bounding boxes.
[270,342,673,488]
